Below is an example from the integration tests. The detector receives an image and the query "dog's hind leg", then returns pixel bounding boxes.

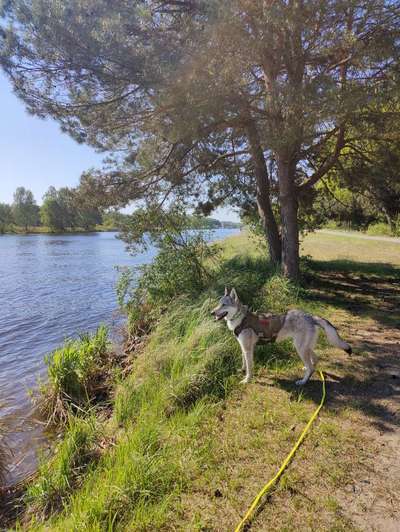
[308,328,319,368]
[294,332,316,386]
[310,350,318,367]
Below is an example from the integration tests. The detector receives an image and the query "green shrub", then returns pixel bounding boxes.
[323,220,341,230]
[255,274,300,313]
[40,325,109,424]
[117,231,220,340]
[132,235,219,307]
[366,222,393,236]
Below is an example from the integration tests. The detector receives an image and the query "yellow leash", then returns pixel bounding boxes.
[234,371,326,532]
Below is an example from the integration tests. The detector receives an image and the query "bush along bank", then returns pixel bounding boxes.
[11,232,321,530]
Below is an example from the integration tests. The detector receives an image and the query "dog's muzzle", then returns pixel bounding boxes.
[211,310,228,321]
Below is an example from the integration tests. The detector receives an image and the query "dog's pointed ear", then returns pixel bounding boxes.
[224,286,229,296]
[230,287,238,301]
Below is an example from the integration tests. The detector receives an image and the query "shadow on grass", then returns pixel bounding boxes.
[274,366,400,434]
[272,257,400,434]
[304,258,400,328]
[212,255,275,306]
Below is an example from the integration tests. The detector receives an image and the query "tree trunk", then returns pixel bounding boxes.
[277,156,300,280]
[246,123,282,267]
[382,207,395,234]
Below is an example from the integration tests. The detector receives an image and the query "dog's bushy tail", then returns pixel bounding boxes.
[313,316,352,355]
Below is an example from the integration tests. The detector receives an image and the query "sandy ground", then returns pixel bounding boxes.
[310,266,400,531]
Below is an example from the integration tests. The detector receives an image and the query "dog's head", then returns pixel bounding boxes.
[211,287,241,321]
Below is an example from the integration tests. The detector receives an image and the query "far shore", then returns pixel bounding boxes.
[0,224,242,236]
[0,225,117,235]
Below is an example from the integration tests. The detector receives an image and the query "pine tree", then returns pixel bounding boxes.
[2,1,399,277]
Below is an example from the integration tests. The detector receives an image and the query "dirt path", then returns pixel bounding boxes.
[309,265,400,531]
[343,325,400,531]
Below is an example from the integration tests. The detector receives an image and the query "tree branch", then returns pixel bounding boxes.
[299,126,345,190]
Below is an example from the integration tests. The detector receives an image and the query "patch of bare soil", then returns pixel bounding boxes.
[335,326,400,531]
[311,270,400,531]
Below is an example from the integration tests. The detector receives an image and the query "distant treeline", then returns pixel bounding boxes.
[0,186,102,233]
[191,217,241,230]
[0,187,241,234]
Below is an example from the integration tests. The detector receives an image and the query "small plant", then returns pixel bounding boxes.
[323,220,342,230]
[39,325,110,424]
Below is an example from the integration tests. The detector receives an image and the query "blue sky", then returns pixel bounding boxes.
[0,71,239,222]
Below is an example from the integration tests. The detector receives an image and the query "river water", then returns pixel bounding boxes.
[0,229,238,484]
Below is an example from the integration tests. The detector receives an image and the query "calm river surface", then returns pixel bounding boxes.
[0,229,238,483]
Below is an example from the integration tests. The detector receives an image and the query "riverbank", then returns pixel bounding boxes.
[2,231,400,530]
[0,229,239,490]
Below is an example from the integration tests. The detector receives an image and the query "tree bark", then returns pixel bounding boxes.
[246,123,282,267]
[277,156,300,280]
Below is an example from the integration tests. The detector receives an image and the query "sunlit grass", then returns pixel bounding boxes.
[302,230,400,266]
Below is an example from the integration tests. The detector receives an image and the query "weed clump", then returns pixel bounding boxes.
[39,325,110,425]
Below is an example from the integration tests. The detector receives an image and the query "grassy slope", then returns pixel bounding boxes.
[21,231,400,531]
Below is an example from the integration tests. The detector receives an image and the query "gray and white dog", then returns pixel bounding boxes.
[211,287,352,385]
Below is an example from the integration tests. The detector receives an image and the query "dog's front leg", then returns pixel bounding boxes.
[241,349,254,384]
[237,329,257,384]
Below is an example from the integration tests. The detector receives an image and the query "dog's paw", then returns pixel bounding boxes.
[240,377,251,384]
[295,378,307,386]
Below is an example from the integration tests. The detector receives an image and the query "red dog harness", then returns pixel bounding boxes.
[234,311,286,342]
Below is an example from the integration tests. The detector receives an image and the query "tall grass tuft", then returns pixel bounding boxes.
[39,325,110,425]
[25,299,240,529]
[25,415,99,518]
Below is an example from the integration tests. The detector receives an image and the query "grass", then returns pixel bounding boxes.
[13,229,400,530]
[304,230,400,264]
[24,415,99,520]
[38,325,110,425]
[366,222,395,236]
[23,299,240,530]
